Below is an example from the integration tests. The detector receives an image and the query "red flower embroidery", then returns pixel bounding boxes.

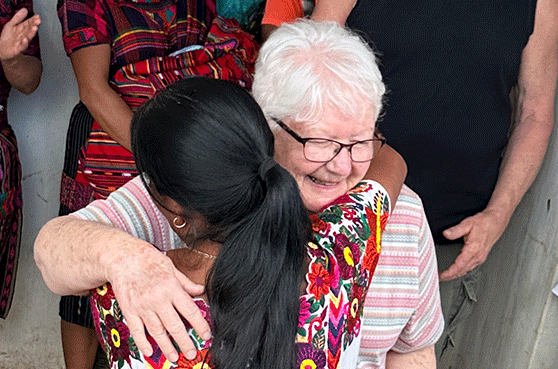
[310,214,328,234]
[307,263,330,300]
[333,234,360,279]
[104,314,131,365]
[176,349,212,369]
[92,284,115,310]
[346,285,363,337]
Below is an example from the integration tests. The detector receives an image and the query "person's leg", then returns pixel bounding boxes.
[59,295,100,369]
[434,243,482,361]
[61,320,98,369]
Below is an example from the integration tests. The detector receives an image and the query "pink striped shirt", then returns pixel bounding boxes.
[358,185,443,368]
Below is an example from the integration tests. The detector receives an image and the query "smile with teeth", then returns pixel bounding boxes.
[309,175,339,186]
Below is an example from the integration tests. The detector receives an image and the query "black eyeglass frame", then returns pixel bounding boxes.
[272,118,386,163]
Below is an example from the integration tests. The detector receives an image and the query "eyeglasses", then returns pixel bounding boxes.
[272,118,386,163]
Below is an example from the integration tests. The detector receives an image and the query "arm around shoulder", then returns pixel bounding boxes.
[34,215,162,296]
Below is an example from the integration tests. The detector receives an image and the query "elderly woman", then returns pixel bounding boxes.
[36,21,438,368]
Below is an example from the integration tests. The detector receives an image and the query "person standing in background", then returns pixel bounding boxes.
[0,0,41,319]
[261,0,558,362]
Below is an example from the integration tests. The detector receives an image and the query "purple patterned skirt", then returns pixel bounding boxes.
[0,126,22,319]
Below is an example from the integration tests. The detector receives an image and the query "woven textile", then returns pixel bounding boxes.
[77,16,258,199]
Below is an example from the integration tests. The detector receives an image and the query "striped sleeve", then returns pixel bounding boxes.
[70,176,177,252]
[357,186,443,368]
[391,192,444,352]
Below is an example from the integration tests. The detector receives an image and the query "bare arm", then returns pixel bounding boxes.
[440,0,558,280]
[365,144,407,207]
[34,216,210,362]
[70,44,134,150]
[311,0,356,24]
[386,346,436,369]
[0,8,42,94]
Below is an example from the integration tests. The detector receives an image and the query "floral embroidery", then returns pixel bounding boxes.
[93,284,116,310]
[90,180,389,369]
[307,263,330,300]
[333,233,360,279]
[105,314,132,366]
[296,343,326,369]
[176,349,212,369]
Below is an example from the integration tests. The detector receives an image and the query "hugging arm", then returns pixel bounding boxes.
[34,216,210,362]
[364,143,407,209]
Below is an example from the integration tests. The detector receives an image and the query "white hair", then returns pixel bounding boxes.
[252,20,385,128]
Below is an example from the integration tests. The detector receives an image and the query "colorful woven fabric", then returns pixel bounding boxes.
[71,177,390,368]
[59,0,258,199]
[0,127,22,319]
[58,0,216,69]
[80,16,257,199]
[0,0,40,319]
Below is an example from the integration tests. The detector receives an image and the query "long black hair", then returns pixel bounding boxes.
[131,77,310,369]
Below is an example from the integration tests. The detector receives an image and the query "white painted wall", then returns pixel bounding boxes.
[0,1,556,368]
[0,1,77,367]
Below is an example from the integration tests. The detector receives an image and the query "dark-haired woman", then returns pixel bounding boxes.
[56,1,258,366]
[35,76,391,368]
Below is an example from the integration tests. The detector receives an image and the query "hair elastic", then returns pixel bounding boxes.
[258,157,277,179]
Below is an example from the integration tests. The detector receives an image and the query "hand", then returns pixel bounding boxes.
[439,208,510,281]
[0,8,40,62]
[107,244,211,362]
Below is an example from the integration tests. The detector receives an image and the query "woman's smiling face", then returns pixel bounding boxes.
[273,108,376,212]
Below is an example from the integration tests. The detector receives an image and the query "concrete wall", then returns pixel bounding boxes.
[444,100,558,367]
[0,1,77,367]
[0,1,556,369]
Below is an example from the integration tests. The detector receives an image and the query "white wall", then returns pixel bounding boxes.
[0,1,77,367]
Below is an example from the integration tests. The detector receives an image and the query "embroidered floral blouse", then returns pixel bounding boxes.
[74,176,390,369]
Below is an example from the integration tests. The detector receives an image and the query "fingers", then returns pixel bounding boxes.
[439,243,482,281]
[7,8,29,26]
[126,314,153,357]
[0,13,40,60]
[158,306,199,361]
[176,271,205,297]
[141,310,181,362]
[173,290,212,340]
[442,218,472,241]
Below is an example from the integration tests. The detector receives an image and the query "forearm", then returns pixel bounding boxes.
[487,104,554,221]
[311,0,356,24]
[34,216,155,295]
[385,346,436,369]
[1,54,42,94]
[70,44,133,150]
[488,0,558,220]
[365,144,407,206]
[80,83,134,150]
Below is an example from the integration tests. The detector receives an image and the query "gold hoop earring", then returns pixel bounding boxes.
[173,216,187,229]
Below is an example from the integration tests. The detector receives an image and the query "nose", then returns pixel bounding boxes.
[325,146,352,176]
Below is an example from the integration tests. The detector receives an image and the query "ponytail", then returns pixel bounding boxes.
[208,161,310,369]
[131,77,311,368]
